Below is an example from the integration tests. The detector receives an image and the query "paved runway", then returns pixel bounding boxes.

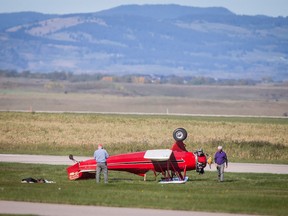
[0,201,257,216]
[1,154,287,174]
[1,154,287,216]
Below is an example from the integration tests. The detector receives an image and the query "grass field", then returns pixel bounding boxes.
[0,111,287,215]
[1,78,288,215]
[0,163,287,216]
[0,112,287,163]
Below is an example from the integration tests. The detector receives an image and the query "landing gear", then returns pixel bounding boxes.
[173,128,187,141]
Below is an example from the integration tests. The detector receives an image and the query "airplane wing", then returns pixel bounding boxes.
[144,149,172,161]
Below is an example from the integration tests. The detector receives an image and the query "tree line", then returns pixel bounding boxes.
[0,69,279,86]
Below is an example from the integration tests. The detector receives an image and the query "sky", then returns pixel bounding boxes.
[0,0,287,17]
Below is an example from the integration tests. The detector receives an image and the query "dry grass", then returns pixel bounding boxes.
[1,77,288,116]
[0,112,287,163]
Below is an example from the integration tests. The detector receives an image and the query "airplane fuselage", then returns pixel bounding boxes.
[67,150,204,180]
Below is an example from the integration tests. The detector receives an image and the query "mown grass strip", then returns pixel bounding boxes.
[0,163,287,216]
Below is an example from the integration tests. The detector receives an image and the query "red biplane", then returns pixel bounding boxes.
[67,128,208,183]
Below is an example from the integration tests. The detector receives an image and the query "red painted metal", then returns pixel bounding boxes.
[67,140,207,181]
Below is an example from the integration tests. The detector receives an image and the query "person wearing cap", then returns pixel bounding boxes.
[94,144,109,183]
[214,146,228,182]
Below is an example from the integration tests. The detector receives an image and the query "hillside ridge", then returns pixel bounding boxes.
[0,4,287,81]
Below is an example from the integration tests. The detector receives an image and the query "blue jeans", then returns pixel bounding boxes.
[96,162,108,183]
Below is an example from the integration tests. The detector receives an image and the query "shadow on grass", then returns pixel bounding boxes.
[110,178,134,182]
[217,179,238,183]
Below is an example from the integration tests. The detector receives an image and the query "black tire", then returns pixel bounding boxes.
[173,128,187,141]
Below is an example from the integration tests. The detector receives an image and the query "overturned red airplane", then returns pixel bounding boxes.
[67,128,208,183]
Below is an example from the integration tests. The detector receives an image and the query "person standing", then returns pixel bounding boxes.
[214,146,228,182]
[94,144,109,183]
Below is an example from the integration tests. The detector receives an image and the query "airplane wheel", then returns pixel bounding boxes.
[173,128,187,141]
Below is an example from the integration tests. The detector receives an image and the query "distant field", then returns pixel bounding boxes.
[0,77,288,116]
[1,78,287,163]
[0,112,287,163]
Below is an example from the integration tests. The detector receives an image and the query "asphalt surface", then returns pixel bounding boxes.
[0,201,256,216]
[1,154,287,216]
[1,154,288,174]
